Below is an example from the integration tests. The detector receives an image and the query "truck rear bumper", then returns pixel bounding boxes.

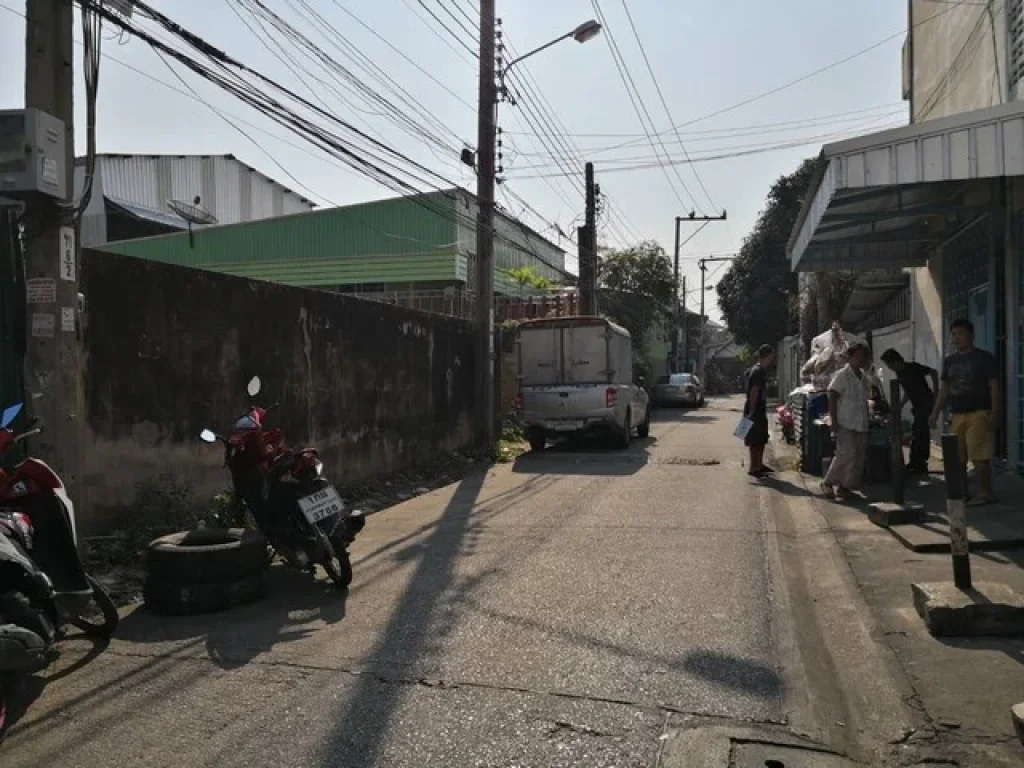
[521,414,620,435]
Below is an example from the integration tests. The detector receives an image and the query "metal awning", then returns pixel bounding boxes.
[105,196,187,230]
[788,100,1024,272]
[840,270,909,330]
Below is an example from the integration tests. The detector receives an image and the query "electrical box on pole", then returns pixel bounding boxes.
[0,108,68,200]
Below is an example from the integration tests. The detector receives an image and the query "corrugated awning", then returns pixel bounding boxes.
[840,270,909,330]
[105,196,187,230]
[788,100,1024,272]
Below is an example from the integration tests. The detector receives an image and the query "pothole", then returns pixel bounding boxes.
[731,741,859,768]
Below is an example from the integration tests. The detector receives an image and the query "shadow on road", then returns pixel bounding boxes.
[114,566,348,670]
[318,471,488,765]
[681,649,783,698]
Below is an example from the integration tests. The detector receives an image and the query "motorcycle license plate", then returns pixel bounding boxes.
[297,486,344,524]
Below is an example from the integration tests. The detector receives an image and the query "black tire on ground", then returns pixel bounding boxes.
[146,528,268,585]
[637,409,651,439]
[143,571,268,616]
[68,574,119,638]
[0,591,56,654]
[322,549,353,590]
[527,429,546,452]
[615,411,632,449]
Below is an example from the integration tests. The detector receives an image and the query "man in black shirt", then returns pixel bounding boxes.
[744,344,776,476]
[929,318,1001,505]
[880,349,938,474]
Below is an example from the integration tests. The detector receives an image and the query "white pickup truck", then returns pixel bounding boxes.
[513,316,651,451]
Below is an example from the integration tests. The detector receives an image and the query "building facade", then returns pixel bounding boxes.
[789,0,1024,470]
[76,154,316,248]
[97,187,570,305]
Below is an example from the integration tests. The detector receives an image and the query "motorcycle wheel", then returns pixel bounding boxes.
[322,549,352,590]
[68,575,119,638]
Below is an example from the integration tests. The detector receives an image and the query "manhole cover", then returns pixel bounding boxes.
[731,742,858,768]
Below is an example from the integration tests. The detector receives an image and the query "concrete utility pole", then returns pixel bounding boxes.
[578,161,597,315]
[672,212,726,372]
[476,0,497,448]
[23,0,81,485]
[697,255,734,381]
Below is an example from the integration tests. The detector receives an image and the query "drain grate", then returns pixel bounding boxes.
[731,742,859,768]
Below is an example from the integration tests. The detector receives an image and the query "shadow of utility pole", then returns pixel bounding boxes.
[319,469,488,765]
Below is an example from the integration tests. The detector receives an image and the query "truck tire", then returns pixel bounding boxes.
[143,571,268,616]
[615,411,632,449]
[146,528,268,585]
[637,409,651,439]
[527,429,546,452]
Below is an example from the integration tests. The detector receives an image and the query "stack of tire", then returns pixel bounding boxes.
[144,528,269,615]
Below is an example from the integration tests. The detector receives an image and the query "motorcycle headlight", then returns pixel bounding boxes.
[313,459,324,477]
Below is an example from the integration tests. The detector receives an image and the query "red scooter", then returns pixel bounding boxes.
[199,377,363,590]
[775,403,796,444]
[0,402,118,736]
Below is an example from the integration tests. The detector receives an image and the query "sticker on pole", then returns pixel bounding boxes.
[26,278,56,304]
[60,227,76,281]
[61,307,75,333]
[31,313,56,338]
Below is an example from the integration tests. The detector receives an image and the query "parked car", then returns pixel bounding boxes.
[653,373,705,408]
[513,316,651,451]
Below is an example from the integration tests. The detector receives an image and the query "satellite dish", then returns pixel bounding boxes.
[167,195,217,248]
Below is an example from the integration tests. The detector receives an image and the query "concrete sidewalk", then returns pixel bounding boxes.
[768,429,1024,765]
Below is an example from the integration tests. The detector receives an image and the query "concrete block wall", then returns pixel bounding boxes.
[78,250,477,532]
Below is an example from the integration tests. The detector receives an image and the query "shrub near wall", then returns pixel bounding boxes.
[78,250,477,533]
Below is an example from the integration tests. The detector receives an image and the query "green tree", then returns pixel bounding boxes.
[505,266,552,293]
[598,240,675,349]
[717,156,825,347]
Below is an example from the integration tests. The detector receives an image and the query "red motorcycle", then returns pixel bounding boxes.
[0,402,118,736]
[775,403,796,444]
[199,377,363,590]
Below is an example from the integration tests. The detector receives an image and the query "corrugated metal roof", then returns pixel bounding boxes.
[93,155,315,228]
[789,100,1024,272]
[99,192,461,286]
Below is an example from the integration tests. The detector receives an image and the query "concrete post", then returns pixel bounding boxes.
[941,432,972,590]
[889,379,904,504]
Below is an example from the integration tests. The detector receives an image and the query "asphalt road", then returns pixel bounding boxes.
[1,397,913,767]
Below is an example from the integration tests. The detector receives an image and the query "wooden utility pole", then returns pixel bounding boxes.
[672,212,726,372]
[23,0,81,486]
[476,0,497,448]
[697,255,734,381]
[578,161,597,315]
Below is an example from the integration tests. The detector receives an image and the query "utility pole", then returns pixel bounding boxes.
[697,255,734,381]
[578,161,597,315]
[476,0,497,448]
[23,1,80,485]
[672,212,726,372]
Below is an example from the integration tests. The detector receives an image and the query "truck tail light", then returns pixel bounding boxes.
[513,391,524,410]
[605,387,618,408]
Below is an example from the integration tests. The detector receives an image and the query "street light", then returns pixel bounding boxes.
[501,19,602,81]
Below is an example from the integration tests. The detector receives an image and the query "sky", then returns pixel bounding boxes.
[0,0,909,323]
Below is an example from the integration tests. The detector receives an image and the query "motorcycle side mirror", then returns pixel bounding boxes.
[200,429,218,444]
[247,376,262,398]
[0,403,23,429]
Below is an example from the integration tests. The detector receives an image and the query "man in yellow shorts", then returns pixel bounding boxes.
[929,318,1001,505]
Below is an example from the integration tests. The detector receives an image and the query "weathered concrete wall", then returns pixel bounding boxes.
[911,0,1007,122]
[78,250,476,532]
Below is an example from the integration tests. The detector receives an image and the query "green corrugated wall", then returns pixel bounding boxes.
[99,192,461,287]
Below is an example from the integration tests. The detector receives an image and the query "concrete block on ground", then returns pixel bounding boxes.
[1013,702,1024,746]
[912,582,1024,637]
[868,501,926,528]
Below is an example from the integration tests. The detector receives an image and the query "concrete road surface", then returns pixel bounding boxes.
[2,396,923,767]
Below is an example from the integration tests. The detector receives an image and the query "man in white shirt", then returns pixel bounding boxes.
[822,342,871,500]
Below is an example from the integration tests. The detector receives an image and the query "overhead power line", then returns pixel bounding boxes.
[590,0,700,213]
[618,0,716,211]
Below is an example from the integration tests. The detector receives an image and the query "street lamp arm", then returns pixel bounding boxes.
[500,20,601,80]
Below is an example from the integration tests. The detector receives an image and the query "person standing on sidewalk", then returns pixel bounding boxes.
[822,343,871,500]
[929,318,1001,506]
[880,349,938,475]
[744,344,776,477]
